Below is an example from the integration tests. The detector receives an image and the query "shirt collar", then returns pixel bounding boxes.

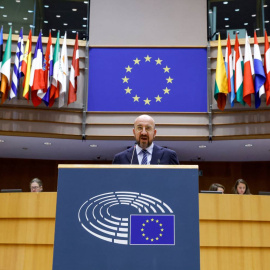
[136,143,154,155]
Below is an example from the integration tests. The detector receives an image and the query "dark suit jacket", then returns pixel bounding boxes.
[112,144,179,165]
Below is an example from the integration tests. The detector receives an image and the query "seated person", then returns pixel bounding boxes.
[30,178,43,192]
[232,179,251,195]
[209,183,225,194]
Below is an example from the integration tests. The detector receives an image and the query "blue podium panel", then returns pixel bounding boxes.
[53,165,200,270]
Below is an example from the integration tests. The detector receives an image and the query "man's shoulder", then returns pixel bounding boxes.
[154,144,176,154]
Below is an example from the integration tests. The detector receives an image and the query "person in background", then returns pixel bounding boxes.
[209,183,225,194]
[112,114,179,165]
[232,179,251,195]
[30,178,43,192]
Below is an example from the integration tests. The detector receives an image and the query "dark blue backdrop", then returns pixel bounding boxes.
[88,48,207,112]
[53,166,200,270]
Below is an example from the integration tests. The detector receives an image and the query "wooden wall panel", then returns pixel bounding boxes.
[1,159,270,195]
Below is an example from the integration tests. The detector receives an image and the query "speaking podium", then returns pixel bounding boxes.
[53,165,200,270]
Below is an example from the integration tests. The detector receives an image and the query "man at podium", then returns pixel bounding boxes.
[113,114,179,165]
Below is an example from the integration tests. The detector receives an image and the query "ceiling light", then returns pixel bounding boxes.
[224,18,229,21]
[245,144,253,147]
[44,142,52,146]
[63,23,68,26]
[225,25,229,28]
[52,29,56,31]
[30,25,35,28]
[72,8,77,11]
[264,5,268,7]
[83,17,87,20]
[56,15,61,18]
[244,22,248,25]
[82,24,86,27]
[209,10,212,14]
[252,14,256,17]
[23,17,28,20]
[16,0,20,2]
[84,1,88,3]
[223,1,228,4]
[256,28,260,31]
[8,22,12,25]
[90,144,98,148]
[44,5,49,8]
[44,20,48,23]
[28,10,34,13]
[0,140,4,143]
[265,21,269,23]
[235,9,240,12]
[0,6,4,9]
[198,145,206,148]
[3,15,7,17]
[72,30,76,33]
[15,30,19,33]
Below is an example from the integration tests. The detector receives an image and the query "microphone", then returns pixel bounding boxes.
[130,143,137,164]
[157,159,161,165]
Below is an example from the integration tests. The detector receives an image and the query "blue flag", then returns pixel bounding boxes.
[88,48,207,112]
[130,215,175,245]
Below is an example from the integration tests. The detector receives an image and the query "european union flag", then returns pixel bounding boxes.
[88,48,207,112]
[130,215,175,245]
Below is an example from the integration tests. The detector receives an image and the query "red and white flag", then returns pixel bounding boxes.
[68,33,80,105]
[243,32,254,106]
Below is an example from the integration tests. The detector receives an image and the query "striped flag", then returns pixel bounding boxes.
[0,26,3,88]
[0,27,12,104]
[225,34,235,107]
[50,31,60,107]
[253,31,266,109]
[243,32,254,107]
[58,32,68,107]
[21,29,32,101]
[10,28,24,99]
[264,30,270,106]
[233,33,245,105]
[68,32,80,105]
[38,31,53,106]
[214,34,228,110]
[30,31,45,106]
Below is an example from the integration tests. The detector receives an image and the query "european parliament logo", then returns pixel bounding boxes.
[78,191,175,245]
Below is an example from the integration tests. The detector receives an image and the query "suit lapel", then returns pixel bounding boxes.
[127,147,139,164]
[150,145,164,164]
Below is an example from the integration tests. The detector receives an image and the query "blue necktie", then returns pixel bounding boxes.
[141,150,148,165]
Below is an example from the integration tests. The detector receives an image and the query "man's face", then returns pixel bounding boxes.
[30,183,43,192]
[133,116,156,149]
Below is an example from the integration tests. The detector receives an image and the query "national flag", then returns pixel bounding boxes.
[10,28,24,99]
[130,215,175,245]
[243,32,254,106]
[68,32,80,105]
[225,34,235,107]
[264,30,270,106]
[58,32,68,107]
[253,31,266,109]
[50,31,60,107]
[214,34,228,111]
[0,27,12,104]
[29,31,45,107]
[38,31,53,106]
[21,29,32,101]
[0,26,3,88]
[233,33,245,105]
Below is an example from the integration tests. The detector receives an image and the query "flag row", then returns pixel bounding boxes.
[0,27,80,107]
[214,30,270,110]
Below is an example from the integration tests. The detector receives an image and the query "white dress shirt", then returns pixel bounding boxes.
[136,143,154,165]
